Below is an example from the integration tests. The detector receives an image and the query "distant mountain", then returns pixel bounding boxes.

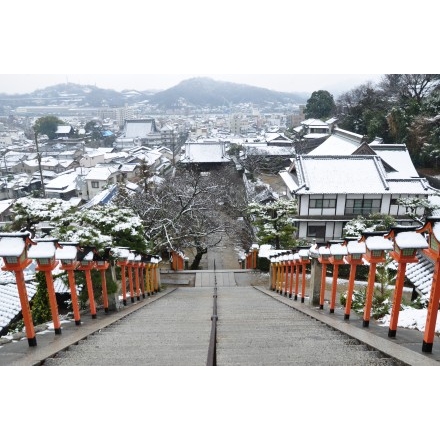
[0,78,307,110]
[148,77,306,107]
[0,83,152,108]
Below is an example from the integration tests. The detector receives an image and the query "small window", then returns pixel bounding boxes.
[91,181,99,188]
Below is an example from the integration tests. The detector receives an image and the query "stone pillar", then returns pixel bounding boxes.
[309,257,322,306]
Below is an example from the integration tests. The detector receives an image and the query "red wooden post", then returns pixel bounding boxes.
[344,238,366,320]
[57,242,81,325]
[328,241,347,313]
[318,246,331,309]
[29,238,63,334]
[288,254,295,298]
[298,248,310,303]
[294,252,300,301]
[77,246,98,318]
[127,251,135,303]
[386,227,428,337]
[361,232,393,328]
[415,217,440,353]
[0,233,37,346]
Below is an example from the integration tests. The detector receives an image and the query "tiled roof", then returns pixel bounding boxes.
[0,281,38,334]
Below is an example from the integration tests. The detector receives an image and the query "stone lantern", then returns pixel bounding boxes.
[318,245,331,309]
[360,231,393,328]
[415,217,440,353]
[28,238,62,335]
[343,237,366,320]
[328,240,348,313]
[0,232,37,346]
[115,247,130,306]
[385,226,429,338]
[57,242,82,325]
[76,245,98,318]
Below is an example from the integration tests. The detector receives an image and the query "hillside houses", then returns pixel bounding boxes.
[279,126,437,242]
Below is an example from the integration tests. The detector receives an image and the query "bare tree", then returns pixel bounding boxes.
[115,165,250,269]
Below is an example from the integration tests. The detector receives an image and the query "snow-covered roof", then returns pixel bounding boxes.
[0,235,27,257]
[394,231,429,249]
[55,244,78,260]
[28,240,57,259]
[122,119,156,139]
[329,243,348,255]
[0,281,38,334]
[245,145,294,156]
[56,125,72,134]
[181,143,230,163]
[364,235,393,251]
[371,146,419,178]
[291,155,432,195]
[85,165,119,181]
[346,240,366,254]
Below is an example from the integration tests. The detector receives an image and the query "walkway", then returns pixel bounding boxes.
[1,268,438,366]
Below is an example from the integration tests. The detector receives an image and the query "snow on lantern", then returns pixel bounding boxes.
[28,238,63,335]
[385,226,429,338]
[360,231,393,328]
[343,237,366,320]
[115,247,130,306]
[318,245,331,309]
[328,240,348,313]
[56,242,82,325]
[415,217,440,353]
[0,232,37,346]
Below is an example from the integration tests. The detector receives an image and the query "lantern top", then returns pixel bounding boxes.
[318,246,331,256]
[394,231,429,250]
[365,235,393,251]
[298,249,310,258]
[55,244,78,260]
[347,240,366,254]
[0,235,29,257]
[329,243,348,256]
[28,240,58,259]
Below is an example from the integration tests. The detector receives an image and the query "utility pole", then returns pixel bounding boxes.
[34,131,46,198]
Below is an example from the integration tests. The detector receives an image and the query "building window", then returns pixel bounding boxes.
[345,198,381,215]
[91,181,99,188]
[310,198,336,209]
[307,225,326,239]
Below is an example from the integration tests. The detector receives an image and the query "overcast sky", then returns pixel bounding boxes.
[1,3,435,99]
[0,73,383,96]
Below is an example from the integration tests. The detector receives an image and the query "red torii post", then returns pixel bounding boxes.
[415,217,440,353]
[94,247,112,313]
[328,241,348,314]
[343,237,366,321]
[269,256,277,291]
[360,231,393,328]
[57,242,82,325]
[251,244,259,270]
[77,245,98,319]
[116,247,130,305]
[297,248,310,303]
[28,238,63,335]
[127,250,136,303]
[133,252,141,301]
[318,245,331,310]
[287,253,295,299]
[283,253,293,297]
[0,232,38,346]
[385,226,429,338]
[139,253,147,299]
[293,252,301,301]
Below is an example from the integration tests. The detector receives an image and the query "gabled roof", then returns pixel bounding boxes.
[180,142,231,164]
[122,119,157,139]
[85,165,119,181]
[289,155,433,195]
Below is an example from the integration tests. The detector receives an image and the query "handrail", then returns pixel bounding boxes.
[206,260,218,366]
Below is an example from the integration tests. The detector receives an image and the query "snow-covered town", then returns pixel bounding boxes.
[1,73,440,366]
